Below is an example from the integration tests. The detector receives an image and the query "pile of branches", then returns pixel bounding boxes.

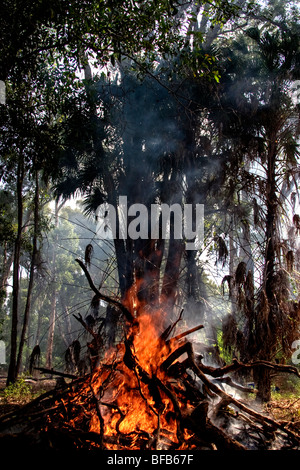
[1,322,300,452]
[1,259,300,452]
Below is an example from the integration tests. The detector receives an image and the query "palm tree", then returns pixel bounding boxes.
[209,24,300,400]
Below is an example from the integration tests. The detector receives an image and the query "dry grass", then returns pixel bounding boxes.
[266,397,300,424]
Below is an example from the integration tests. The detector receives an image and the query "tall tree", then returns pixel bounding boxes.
[207,20,300,399]
[16,167,39,375]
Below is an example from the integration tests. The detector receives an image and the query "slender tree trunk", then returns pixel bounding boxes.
[7,157,24,385]
[16,169,39,375]
[34,294,44,346]
[0,247,13,306]
[56,312,69,349]
[45,285,56,369]
[45,200,60,369]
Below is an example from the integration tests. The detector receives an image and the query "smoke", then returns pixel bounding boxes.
[95,71,186,203]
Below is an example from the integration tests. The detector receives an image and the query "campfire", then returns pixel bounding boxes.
[1,259,300,452]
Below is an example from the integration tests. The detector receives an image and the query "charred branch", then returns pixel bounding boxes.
[160,308,184,342]
[75,258,135,324]
[195,358,300,379]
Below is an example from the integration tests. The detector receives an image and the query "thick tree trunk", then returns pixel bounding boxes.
[134,234,165,310]
[254,366,272,402]
[255,135,278,402]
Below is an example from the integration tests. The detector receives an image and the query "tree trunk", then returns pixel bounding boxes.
[32,287,46,346]
[0,247,13,307]
[160,234,184,316]
[254,366,272,402]
[255,134,278,402]
[45,200,60,369]
[45,284,56,369]
[16,169,39,375]
[7,157,24,385]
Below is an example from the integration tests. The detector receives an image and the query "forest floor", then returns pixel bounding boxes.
[265,397,300,431]
[265,374,300,431]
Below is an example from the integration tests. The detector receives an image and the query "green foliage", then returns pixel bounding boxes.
[0,0,184,83]
[216,329,233,364]
[2,377,32,403]
[271,374,300,399]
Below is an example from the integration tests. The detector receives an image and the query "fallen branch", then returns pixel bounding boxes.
[212,376,258,394]
[161,340,300,445]
[90,381,105,449]
[34,367,76,380]
[184,404,247,451]
[195,357,300,379]
[187,348,300,445]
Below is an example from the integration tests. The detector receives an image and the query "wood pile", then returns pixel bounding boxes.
[0,318,300,453]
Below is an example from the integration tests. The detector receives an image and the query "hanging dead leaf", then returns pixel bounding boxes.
[286,250,294,273]
[85,243,94,267]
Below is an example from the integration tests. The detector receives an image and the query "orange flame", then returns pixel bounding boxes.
[58,284,189,449]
